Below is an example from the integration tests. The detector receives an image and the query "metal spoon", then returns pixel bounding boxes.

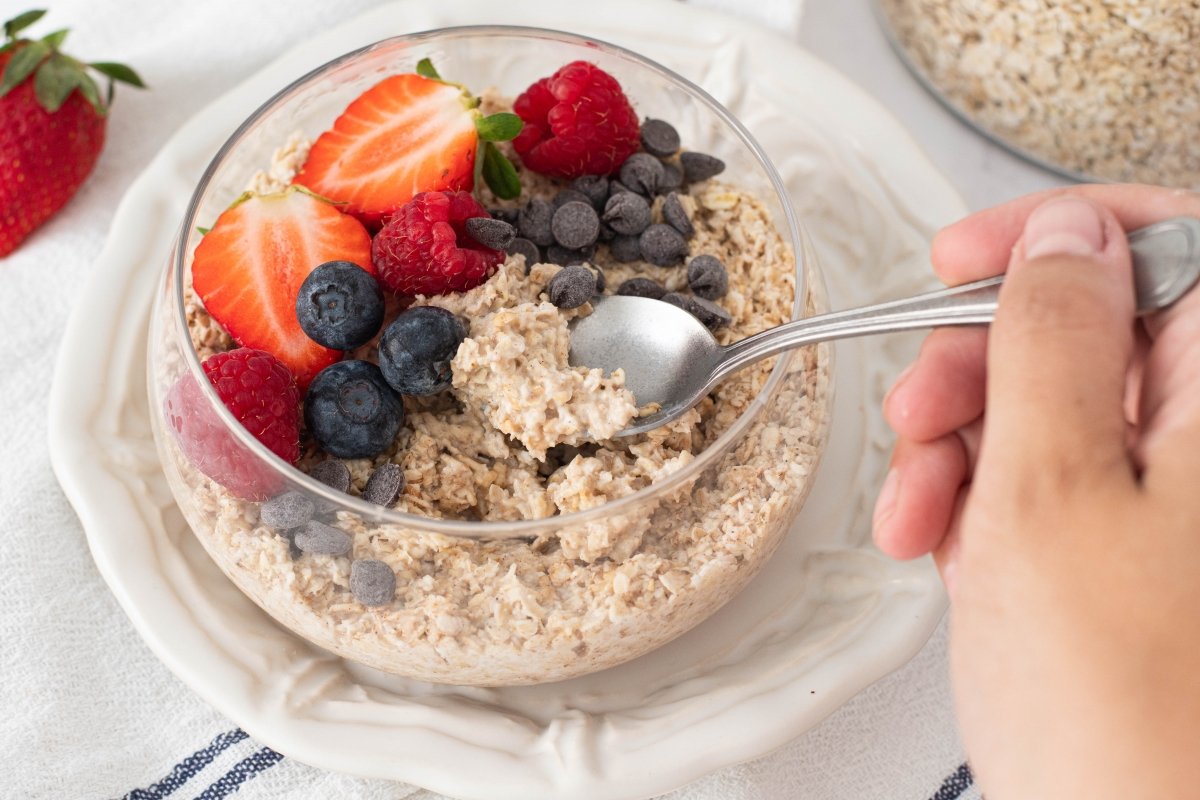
[570,216,1200,437]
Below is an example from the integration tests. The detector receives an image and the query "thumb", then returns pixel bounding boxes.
[982,196,1136,491]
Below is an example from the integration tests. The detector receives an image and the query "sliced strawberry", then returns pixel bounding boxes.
[292,74,480,227]
[191,188,373,388]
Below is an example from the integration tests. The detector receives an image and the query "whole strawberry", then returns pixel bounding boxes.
[0,9,144,258]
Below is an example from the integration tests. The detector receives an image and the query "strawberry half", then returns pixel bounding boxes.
[291,60,523,227]
[191,187,373,389]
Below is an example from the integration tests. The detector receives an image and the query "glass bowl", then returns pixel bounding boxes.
[147,26,832,686]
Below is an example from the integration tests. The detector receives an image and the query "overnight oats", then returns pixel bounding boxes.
[148,29,831,686]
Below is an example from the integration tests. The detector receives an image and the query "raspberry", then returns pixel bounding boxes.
[164,348,300,500]
[371,191,504,296]
[512,61,641,180]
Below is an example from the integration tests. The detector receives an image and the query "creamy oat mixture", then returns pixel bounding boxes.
[171,111,830,684]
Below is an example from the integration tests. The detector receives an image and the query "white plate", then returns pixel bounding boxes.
[48,1,965,798]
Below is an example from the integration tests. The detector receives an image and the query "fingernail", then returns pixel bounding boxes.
[1023,197,1106,260]
[884,362,916,409]
[873,468,901,530]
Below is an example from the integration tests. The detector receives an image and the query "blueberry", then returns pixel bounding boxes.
[639,224,689,266]
[640,118,681,158]
[571,175,610,210]
[310,459,351,494]
[662,192,695,238]
[465,217,516,250]
[617,277,667,300]
[546,243,596,267]
[518,198,554,247]
[506,237,542,271]
[662,292,731,330]
[294,520,352,556]
[680,151,725,183]
[619,153,665,196]
[608,234,643,263]
[305,360,404,459]
[350,559,396,606]
[547,265,597,309]
[660,162,683,193]
[552,188,593,210]
[602,192,651,236]
[378,306,467,396]
[551,201,600,250]
[363,462,404,506]
[295,261,384,351]
[687,254,728,299]
[260,491,315,530]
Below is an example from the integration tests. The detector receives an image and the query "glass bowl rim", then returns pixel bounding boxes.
[168,24,810,539]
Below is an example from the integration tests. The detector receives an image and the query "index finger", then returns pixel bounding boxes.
[932,184,1200,285]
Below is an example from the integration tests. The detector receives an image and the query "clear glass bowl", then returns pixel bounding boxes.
[147,26,832,686]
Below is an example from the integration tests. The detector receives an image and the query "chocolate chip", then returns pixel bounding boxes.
[363,462,404,506]
[660,162,683,193]
[488,207,520,226]
[608,234,642,263]
[506,237,542,271]
[546,243,596,267]
[551,201,600,250]
[350,559,396,606]
[602,192,651,236]
[617,277,667,299]
[640,118,681,158]
[680,151,725,183]
[552,189,593,210]
[663,292,730,330]
[465,217,516,250]
[590,266,607,293]
[619,152,665,196]
[518,198,554,246]
[547,265,597,309]
[687,254,728,300]
[294,520,352,556]
[597,221,615,243]
[662,192,694,238]
[639,224,689,266]
[260,491,315,530]
[310,460,351,494]
[571,175,610,210]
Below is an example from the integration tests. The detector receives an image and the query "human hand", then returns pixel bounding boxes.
[872,187,1200,799]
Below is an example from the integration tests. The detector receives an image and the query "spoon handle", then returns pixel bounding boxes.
[713,216,1200,384]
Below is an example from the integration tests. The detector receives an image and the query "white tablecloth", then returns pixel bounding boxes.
[2,0,1061,797]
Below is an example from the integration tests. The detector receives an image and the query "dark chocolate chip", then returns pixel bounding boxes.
[363,462,404,507]
[687,254,728,300]
[640,118,681,158]
[608,234,643,263]
[488,207,520,226]
[590,266,607,293]
[546,243,596,267]
[518,198,555,246]
[350,559,397,606]
[662,192,695,238]
[639,224,689,266]
[551,201,600,250]
[662,292,730,330]
[619,152,665,196]
[680,151,726,183]
[552,189,593,210]
[571,175,610,210]
[602,192,652,236]
[294,520,352,556]
[260,491,315,530]
[608,179,638,198]
[506,237,542,271]
[617,277,667,300]
[659,162,683,193]
[465,217,516,250]
[547,265,597,309]
[310,460,351,494]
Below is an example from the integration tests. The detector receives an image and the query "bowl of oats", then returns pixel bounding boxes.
[147,26,832,686]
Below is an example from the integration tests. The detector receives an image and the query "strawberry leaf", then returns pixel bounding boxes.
[4,9,46,40]
[0,39,48,96]
[89,60,145,88]
[481,141,521,200]
[415,57,441,81]
[40,27,67,49]
[475,112,523,143]
[76,70,103,114]
[33,52,79,112]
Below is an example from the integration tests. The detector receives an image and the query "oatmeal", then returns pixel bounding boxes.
[157,62,831,685]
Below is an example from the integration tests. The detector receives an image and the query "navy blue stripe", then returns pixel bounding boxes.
[929,762,974,800]
[193,746,284,800]
[123,729,249,800]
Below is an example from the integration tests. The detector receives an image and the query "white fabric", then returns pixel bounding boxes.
[2,0,972,798]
